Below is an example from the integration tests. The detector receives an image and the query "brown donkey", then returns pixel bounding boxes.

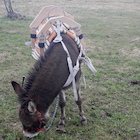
[11,34,87,138]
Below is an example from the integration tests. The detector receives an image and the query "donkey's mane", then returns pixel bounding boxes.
[18,46,54,103]
[23,42,55,94]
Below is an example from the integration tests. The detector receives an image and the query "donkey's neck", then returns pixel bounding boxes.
[26,55,68,113]
[29,85,59,113]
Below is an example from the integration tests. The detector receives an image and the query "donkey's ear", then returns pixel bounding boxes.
[28,101,36,115]
[11,81,23,95]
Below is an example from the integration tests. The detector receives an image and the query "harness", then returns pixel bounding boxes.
[22,98,59,136]
[32,21,96,100]
[32,21,97,101]
[23,110,45,134]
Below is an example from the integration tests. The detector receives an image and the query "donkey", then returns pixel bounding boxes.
[11,34,87,138]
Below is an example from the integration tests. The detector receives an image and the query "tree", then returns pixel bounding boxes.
[4,0,23,18]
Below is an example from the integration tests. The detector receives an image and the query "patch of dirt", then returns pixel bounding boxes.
[131,37,140,42]
[130,48,140,57]
[0,52,11,63]
[15,138,22,140]
[130,81,140,86]
[119,48,140,58]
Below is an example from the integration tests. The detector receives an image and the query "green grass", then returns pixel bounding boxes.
[0,0,140,140]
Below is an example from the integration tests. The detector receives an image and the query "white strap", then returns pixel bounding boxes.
[80,56,97,73]
[60,41,79,101]
[53,21,62,43]
[32,48,40,60]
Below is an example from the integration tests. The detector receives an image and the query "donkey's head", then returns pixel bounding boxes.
[11,81,47,138]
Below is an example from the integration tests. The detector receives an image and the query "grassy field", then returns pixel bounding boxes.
[0,0,140,140]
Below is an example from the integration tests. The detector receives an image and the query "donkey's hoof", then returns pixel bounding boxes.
[81,118,87,125]
[57,123,65,129]
[56,128,67,133]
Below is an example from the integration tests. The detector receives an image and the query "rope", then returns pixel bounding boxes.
[45,95,59,132]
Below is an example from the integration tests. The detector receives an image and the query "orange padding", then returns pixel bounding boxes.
[48,30,75,43]
[34,30,76,54]
[35,38,39,44]
[34,39,40,53]
[41,20,46,25]
[48,32,57,42]
[35,46,40,53]
[66,31,75,39]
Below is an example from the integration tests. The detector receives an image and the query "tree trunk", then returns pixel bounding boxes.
[4,0,23,18]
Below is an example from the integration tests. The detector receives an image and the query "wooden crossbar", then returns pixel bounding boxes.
[30,5,74,29]
[36,16,81,37]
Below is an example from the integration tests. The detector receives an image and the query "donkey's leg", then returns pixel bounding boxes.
[75,79,87,125]
[58,91,66,128]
